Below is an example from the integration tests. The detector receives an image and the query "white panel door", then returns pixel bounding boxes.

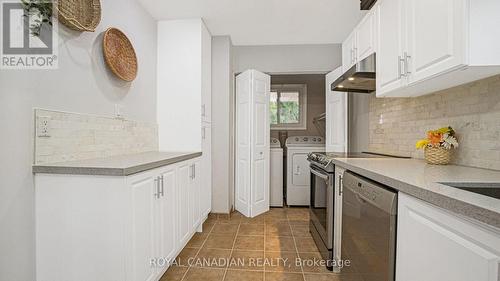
[406,0,466,85]
[342,31,356,72]
[376,0,406,97]
[235,71,252,217]
[325,68,347,153]
[397,193,500,281]
[250,70,270,217]
[356,10,376,61]
[177,163,191,246]
[158,167,177,265]
[129,174,158,281]
[201,123,212,217]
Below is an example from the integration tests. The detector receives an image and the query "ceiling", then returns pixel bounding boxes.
[138,0,366,46]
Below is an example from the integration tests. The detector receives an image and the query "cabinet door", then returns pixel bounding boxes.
[158,167,177,264]
[406,0,466,85]
[376,0,406,97]
[356,10,376,61]
[189,160,202,230]
[177,163,191,246]
[201,124,212,217]
[325,67,347,153]
[342,31,356,72]
[201,22,212,123]
[397,193,500,281]
[129,174,159,281]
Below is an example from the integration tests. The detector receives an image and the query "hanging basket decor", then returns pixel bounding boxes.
[102,27,138,82]
[57,0,101,32]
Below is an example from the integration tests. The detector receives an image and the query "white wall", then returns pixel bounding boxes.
[211,36,233,213]
[0,0,157,279]
[233,44,342,74]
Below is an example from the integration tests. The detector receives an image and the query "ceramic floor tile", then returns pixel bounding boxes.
[266,222,293,237]
[183,267,225,281]
[186,232,208,249]
[290,225,311,238]
[297,252,332,274]
[264,251,301,272]
[264,272,305,281]
[160,266,188,281]
[175,248,199,267]
[229,250,265,271]
[224,270,264,281]
[294,237,318,253]
[239,224,265,236]
[265,236,297,252]
[194,248,232,268]
[241,215,266,225]
[234,235,265,251]
[204,234,236,249]
[212,223,240,235]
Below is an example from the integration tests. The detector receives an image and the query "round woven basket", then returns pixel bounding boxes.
[102,28,138,82]
[424,146,452,165]
[57,0,101,32]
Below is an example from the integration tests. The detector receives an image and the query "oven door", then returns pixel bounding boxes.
[309,165,334,249]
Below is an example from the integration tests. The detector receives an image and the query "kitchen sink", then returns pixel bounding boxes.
[439,182,500,200]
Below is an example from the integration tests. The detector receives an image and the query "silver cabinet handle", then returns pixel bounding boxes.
[154,177,160,199]
[193,165,196,179]
[202,104,206,117]
[404,52,411,75]
[338,175,343,196]
[202,127,206,140]
[398,56,406,79]
[159,175,164,197]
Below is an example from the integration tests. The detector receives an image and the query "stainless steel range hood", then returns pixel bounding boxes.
[331,53,376,93]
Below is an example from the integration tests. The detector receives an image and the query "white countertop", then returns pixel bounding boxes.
[331,157,500,229]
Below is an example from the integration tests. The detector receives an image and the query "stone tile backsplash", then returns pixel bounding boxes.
[34,109,158,164]
[369,75,500,170]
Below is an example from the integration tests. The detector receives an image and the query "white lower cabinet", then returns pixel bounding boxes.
[396,193,500,281]
[35,157,205,281]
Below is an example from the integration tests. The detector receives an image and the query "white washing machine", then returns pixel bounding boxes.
[286,136,325,206]
[270,138,283,207]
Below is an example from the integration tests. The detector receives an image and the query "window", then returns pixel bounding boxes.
[270,84,307,130]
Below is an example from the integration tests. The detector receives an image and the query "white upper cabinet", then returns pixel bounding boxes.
[157,19,211,151]
[342,9,377,73]
[342,31,356,72]
[356,8,377,61]
[376,0,500,97]
[376,0,405,96]
[406,0,466,84]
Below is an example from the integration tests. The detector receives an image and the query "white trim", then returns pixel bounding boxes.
[270,84,307,130]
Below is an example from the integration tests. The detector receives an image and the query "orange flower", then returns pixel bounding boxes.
[427,131,442,145]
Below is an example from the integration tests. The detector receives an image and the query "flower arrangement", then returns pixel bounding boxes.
[416,126,459,150]
[416,126,458,165]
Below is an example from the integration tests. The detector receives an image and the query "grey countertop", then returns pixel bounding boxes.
[32,151,202,176]
[331,157,500,229]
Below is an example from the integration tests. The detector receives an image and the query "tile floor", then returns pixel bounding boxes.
[160,208,361,281]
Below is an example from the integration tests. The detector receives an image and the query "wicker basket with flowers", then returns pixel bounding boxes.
[416,127,459,165]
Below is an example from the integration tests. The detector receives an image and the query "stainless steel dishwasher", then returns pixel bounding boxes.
[341,171,398,281]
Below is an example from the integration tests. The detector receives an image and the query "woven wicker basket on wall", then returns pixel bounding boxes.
[424,147,452,165]
[57,0,101,32]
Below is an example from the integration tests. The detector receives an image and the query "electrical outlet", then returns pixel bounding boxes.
[37,116,51,137]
